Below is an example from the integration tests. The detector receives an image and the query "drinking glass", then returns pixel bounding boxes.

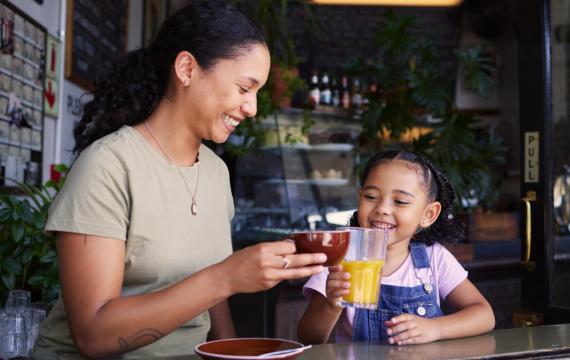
[0,308,27,358]
[23,308,46,355]
[339,227,389,309]
[4,289,31,309]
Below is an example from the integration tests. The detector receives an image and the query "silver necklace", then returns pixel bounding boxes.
[144,121,200,215]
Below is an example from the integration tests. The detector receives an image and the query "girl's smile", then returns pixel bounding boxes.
[369,220,396,230]
[358,159,440,249]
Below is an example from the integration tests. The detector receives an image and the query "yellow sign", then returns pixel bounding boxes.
[524,131,539,183]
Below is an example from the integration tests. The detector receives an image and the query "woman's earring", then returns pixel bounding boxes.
[183,79,190,87]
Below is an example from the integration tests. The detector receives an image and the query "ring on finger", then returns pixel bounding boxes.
[282,255,290,269]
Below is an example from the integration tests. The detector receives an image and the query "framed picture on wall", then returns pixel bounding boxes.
[143,0,168,47]
[65,0,128,90]
[0,0,46,191]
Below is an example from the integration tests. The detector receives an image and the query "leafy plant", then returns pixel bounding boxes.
[355,12,506,211]
[456,46,496,97]
[0,164,68,306]
[223,1,317,156]
[411,112,506,210]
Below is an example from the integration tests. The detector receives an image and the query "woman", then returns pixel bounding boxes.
[33,1,326,358]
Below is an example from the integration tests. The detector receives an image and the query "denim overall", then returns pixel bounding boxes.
[352,242,444,341]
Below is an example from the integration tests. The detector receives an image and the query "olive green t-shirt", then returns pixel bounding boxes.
[34,126,234,359]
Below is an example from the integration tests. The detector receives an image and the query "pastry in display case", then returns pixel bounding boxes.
[232,109,361,248]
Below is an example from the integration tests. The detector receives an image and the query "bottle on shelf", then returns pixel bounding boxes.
[309,70,320,109]
[341,75,351,110]
[351,77,363,118]
[319,72,331,106]
[331,76,340,108]
[362,78,378,112]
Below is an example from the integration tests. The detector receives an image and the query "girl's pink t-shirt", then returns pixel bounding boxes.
[303,242,468,342]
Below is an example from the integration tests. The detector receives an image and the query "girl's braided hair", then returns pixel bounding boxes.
[349,150,465,245]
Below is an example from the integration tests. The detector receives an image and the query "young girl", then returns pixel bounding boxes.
[298,150,495,345]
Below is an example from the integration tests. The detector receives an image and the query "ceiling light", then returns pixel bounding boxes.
[310,0,462,6]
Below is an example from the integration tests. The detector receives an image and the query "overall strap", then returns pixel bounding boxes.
[409,242,430,269]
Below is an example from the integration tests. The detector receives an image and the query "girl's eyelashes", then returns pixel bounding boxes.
[362,192,410,206]
[362,193,378,201]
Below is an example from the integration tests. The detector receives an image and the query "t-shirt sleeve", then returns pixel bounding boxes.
[45,143,130,241]
[302,268,329,298]
[435,244,468,300]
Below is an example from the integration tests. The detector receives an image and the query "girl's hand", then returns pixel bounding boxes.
[385,314,443,345]
[220,240,327,294]
[325,265,350,310]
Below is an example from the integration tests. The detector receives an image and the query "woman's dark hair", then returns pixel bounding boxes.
[73,0,266,155]
[349,150,465,245]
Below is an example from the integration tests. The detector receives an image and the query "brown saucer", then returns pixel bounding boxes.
[195,338,306,360]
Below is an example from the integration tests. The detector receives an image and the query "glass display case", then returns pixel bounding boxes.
[232,108,361,247]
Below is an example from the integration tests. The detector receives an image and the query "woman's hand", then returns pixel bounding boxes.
[219,240,327,294]
[384,314,442,345]
[325,265,350,310]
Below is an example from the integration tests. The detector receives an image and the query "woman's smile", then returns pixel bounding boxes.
[222,113,242,132]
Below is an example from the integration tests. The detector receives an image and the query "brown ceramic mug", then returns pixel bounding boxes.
[290,230,350,266]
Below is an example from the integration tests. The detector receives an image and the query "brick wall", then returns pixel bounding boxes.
[287,4,461,85]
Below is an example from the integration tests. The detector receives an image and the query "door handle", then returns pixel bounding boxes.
[521,191,537,271]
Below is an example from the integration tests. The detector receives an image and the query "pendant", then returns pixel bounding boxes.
[191,201,198,215]
[423,283,433,294]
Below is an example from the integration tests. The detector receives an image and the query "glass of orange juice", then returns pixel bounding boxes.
[339,227,389,309]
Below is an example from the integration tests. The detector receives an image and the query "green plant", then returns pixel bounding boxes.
[223,1,317,156]
[355,12,506,211]
[456,46,497,97]
[0,164,68,306]
[411,112,506,210]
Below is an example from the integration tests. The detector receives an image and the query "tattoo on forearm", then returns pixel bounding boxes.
[118,328,164,350]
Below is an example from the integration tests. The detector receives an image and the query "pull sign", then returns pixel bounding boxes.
[524,131,539,183]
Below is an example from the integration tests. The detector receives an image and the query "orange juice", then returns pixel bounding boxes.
[341,259,384,307]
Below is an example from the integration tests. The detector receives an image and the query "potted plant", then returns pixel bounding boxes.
[0,164,68,307]
[225,0,317,155]
[353,12,506,213]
